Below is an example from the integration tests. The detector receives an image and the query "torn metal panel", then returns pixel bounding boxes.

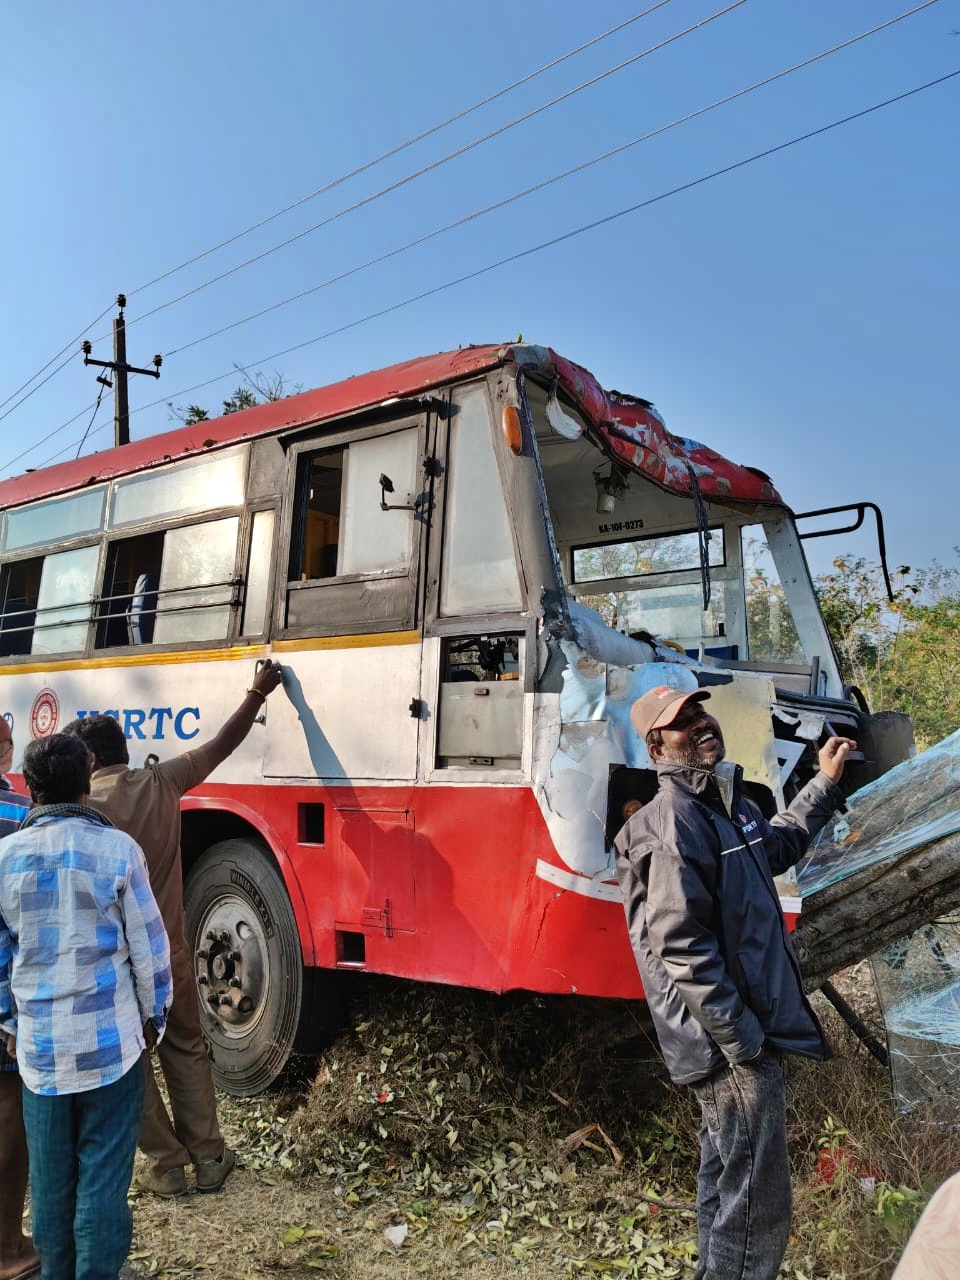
[565,598,690,668]
[535,652,699,882]
[701,674,782,804]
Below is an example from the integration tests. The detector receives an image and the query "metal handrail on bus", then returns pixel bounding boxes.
[794,501,896,603]
[0,578,242,637]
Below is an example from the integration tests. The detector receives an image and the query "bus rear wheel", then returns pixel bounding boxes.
[184,839,308,1096]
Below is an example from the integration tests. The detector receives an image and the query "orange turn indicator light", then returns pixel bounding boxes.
[501,404,523,455]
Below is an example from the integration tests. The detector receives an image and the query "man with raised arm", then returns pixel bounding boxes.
[64,659,283,1198]
[616,685,854,1280]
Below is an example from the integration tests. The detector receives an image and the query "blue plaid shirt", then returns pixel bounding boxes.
[0,776,30,839]
[0,806,172,1096]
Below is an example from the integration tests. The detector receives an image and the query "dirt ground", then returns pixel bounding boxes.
[27,966,959,1279]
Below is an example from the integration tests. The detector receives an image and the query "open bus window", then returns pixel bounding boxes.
[436,634,522,769]
[297,449,343,580]
[0,556,42,656]
[98,532,164,647]
[293,431,418,583]
[285,426,421,636]
[95,518,239,649]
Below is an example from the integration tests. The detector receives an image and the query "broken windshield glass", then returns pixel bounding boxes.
[797,729,960,897]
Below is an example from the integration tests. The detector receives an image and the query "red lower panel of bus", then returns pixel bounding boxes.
[184,782,800,1001]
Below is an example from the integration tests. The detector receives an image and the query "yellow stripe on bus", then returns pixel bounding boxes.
[272,630,420,653]
[0,645,267,676]
[0,630,422,676]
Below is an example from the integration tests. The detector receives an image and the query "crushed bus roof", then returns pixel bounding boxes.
[0,343,782,510]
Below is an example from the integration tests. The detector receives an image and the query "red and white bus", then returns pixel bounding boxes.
[0,342,911,1093]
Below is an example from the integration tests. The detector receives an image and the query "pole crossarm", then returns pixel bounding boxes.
[80,293,161,446]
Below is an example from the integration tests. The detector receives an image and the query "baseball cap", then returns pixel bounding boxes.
[630,686,711,742]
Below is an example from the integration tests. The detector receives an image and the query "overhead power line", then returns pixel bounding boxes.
[119,0,749,335]
[0,301,115,420]
[125,0,679,301]
[30,65,944,472]
[165,0,940,361]
[0,6,678,421]
[9,58,954,476]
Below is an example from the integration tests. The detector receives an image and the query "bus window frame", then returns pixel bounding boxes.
[0,446,260,661]
[277,409,434,641]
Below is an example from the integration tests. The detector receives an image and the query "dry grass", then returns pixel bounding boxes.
[124,967,960,1280]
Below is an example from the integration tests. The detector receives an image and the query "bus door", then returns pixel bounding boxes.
[264,406,437,784]
[418,380,532,780]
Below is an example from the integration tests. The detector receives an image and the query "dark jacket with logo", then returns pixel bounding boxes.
[615,760,843,1085]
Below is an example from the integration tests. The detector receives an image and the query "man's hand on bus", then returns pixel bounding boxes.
[249,659,283,700]
[817,736,857,782]
[202,659,284,772]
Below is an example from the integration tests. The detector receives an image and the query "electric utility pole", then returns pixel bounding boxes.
[81,294,162,446]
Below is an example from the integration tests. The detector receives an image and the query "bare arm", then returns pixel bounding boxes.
[200,659,284,773]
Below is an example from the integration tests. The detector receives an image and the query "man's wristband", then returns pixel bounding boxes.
[246,687,267,702]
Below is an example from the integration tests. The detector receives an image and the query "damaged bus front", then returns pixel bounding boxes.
[503,346,913,931]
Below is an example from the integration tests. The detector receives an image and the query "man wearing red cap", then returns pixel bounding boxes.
[616,684,854,1280]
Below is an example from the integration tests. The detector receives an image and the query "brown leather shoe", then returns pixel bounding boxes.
[135,1164,187,1197]
[195,1146,236,1192]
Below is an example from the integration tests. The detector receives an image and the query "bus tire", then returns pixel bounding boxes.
[184,838,307,1097]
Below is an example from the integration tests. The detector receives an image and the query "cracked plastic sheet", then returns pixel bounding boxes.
[796,728,960,898]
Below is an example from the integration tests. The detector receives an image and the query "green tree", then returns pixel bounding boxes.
[221,387,258,415]
[882,561,960,748]
[167,402,209,425]
[744,568,803,664]
[813,554,960,748]
[814,556,911,708]
[168,368,299,425]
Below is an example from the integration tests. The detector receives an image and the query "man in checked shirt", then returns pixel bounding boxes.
[0,717,36,1280]
[0,733,172,1280]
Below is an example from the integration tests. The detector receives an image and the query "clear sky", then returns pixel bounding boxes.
[1,0,956,577]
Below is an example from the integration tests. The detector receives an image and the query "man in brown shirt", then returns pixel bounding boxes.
[64,660,282,1197]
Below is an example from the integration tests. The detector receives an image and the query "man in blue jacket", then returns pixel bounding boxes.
[616,685,853,1280]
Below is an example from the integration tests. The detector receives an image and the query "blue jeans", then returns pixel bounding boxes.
[21,1062,144,1280]
[690,1048,791,1280]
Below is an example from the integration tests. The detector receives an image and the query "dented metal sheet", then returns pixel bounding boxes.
[536,653,699,883]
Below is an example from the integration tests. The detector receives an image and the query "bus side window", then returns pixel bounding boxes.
[284,426,421,637]
[296,450,343,580]
[97,532,164,648]
[96,519,239,648]
[26,546,99,655]
[0,557,41,656]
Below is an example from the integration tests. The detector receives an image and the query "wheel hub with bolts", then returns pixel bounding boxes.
[194,897,266,1030]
